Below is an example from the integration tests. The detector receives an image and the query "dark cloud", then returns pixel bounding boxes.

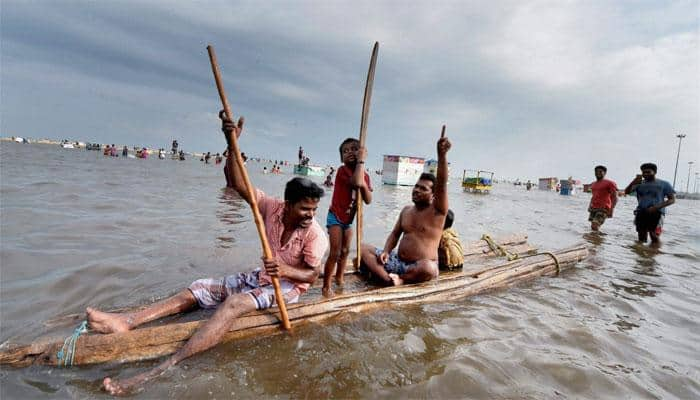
[1,0,697,181]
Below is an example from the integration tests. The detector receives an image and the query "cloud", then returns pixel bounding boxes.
[1,0,697,180]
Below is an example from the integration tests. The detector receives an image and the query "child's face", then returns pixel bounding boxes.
[341,142,359,164]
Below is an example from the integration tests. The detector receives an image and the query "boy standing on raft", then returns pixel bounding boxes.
[86,113,328,395]
[322,138,372,297]
[359,131,451,286]
[624,163,675,244]
[588,165,618,231]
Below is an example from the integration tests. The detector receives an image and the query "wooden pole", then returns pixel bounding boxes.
[206,45,291,330]
[355,42,379,270]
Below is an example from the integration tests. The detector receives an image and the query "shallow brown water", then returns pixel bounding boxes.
[1,142,699,399]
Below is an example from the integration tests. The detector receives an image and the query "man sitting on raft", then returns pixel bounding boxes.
[86,112,328,395]
[359,132,451,286]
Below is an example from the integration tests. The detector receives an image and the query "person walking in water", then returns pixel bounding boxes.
[624,163,675,244]
[588,165,618,231]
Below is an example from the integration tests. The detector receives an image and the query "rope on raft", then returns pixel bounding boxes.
[57,320,87,367]
[480,234,561,275]
[481,234,519,261]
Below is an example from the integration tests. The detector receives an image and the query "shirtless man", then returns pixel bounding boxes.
[359,132,451,285]
[86,112,328,395]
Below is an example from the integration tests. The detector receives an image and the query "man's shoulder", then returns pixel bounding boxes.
[305,219,329,244]
[657,179,675,193]
[603,179,618,188]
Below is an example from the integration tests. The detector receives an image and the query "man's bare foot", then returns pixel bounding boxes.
[334,275,344,287]
[86,307,131,334]
[103,374,148,396]
[388,273,404,286]
[322,285,334,298]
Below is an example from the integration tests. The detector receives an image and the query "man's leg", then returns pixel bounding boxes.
[335,227,353,286]
[649,213,663,244]
[322,225,344,297]
[634,213,648,242]
[397,260,439,285]
[359,243,392,284]
[87,289,197,334]
[103,293,257,395]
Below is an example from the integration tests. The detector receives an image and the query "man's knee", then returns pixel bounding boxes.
[416,260,439,281]
[338,246,350,259]
[222,293,256,314]
[425,262,439,280]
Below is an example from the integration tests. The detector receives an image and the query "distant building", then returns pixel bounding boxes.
[382,155,425,185]
[538,177,558,191]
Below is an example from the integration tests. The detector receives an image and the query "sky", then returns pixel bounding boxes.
[1,1,699,185]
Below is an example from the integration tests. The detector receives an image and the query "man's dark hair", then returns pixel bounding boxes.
[640,163,657,173]
[339,138,360,156]
[594,165,607,172]
[284,177,324,204]
[444,209,454,229]
[419,173,437,191]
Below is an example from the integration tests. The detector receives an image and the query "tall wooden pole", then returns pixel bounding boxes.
[355,42,379,270]
[206,45,291,330]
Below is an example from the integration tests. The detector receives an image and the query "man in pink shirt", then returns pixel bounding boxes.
[87,112,328,395]
[588,165,618,231]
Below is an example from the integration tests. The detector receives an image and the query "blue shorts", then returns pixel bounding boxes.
[366,248,416,276]
[326,210,352,230]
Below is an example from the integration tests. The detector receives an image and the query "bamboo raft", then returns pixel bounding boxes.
[0,234,588,368]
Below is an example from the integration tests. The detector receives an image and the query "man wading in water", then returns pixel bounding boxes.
[624,162,675,245]
[359,133,451,285]
[86,112,328,395]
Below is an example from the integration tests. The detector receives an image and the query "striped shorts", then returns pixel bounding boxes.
[188,268,301,310]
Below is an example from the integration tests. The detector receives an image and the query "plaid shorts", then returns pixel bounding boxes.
[588,208,608,226]
[188,268,301,310]
[372,248,417,275]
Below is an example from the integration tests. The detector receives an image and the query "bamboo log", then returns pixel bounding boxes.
[43,234,531,328]
[206,45,291,330]
[0,245,587,367]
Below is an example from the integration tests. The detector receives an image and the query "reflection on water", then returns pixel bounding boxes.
[215,189,248,248]
[1,142,699,399]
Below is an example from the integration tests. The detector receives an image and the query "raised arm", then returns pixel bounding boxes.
[220,111,253,204]
[351,146,372,204]
[624,174,643,195]
[434,128,451,214]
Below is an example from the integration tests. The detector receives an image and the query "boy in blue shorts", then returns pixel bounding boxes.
[322,138,372,297]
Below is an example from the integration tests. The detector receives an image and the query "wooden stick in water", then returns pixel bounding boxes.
[206,45,291,331]
[355,42,379,270]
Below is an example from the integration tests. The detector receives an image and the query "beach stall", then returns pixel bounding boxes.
[423,159,451,183]
[462,170,494,193]
[538,177,558,191]
[382,155,425,185]
[293,164,325,177]
[560,178,582,195]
